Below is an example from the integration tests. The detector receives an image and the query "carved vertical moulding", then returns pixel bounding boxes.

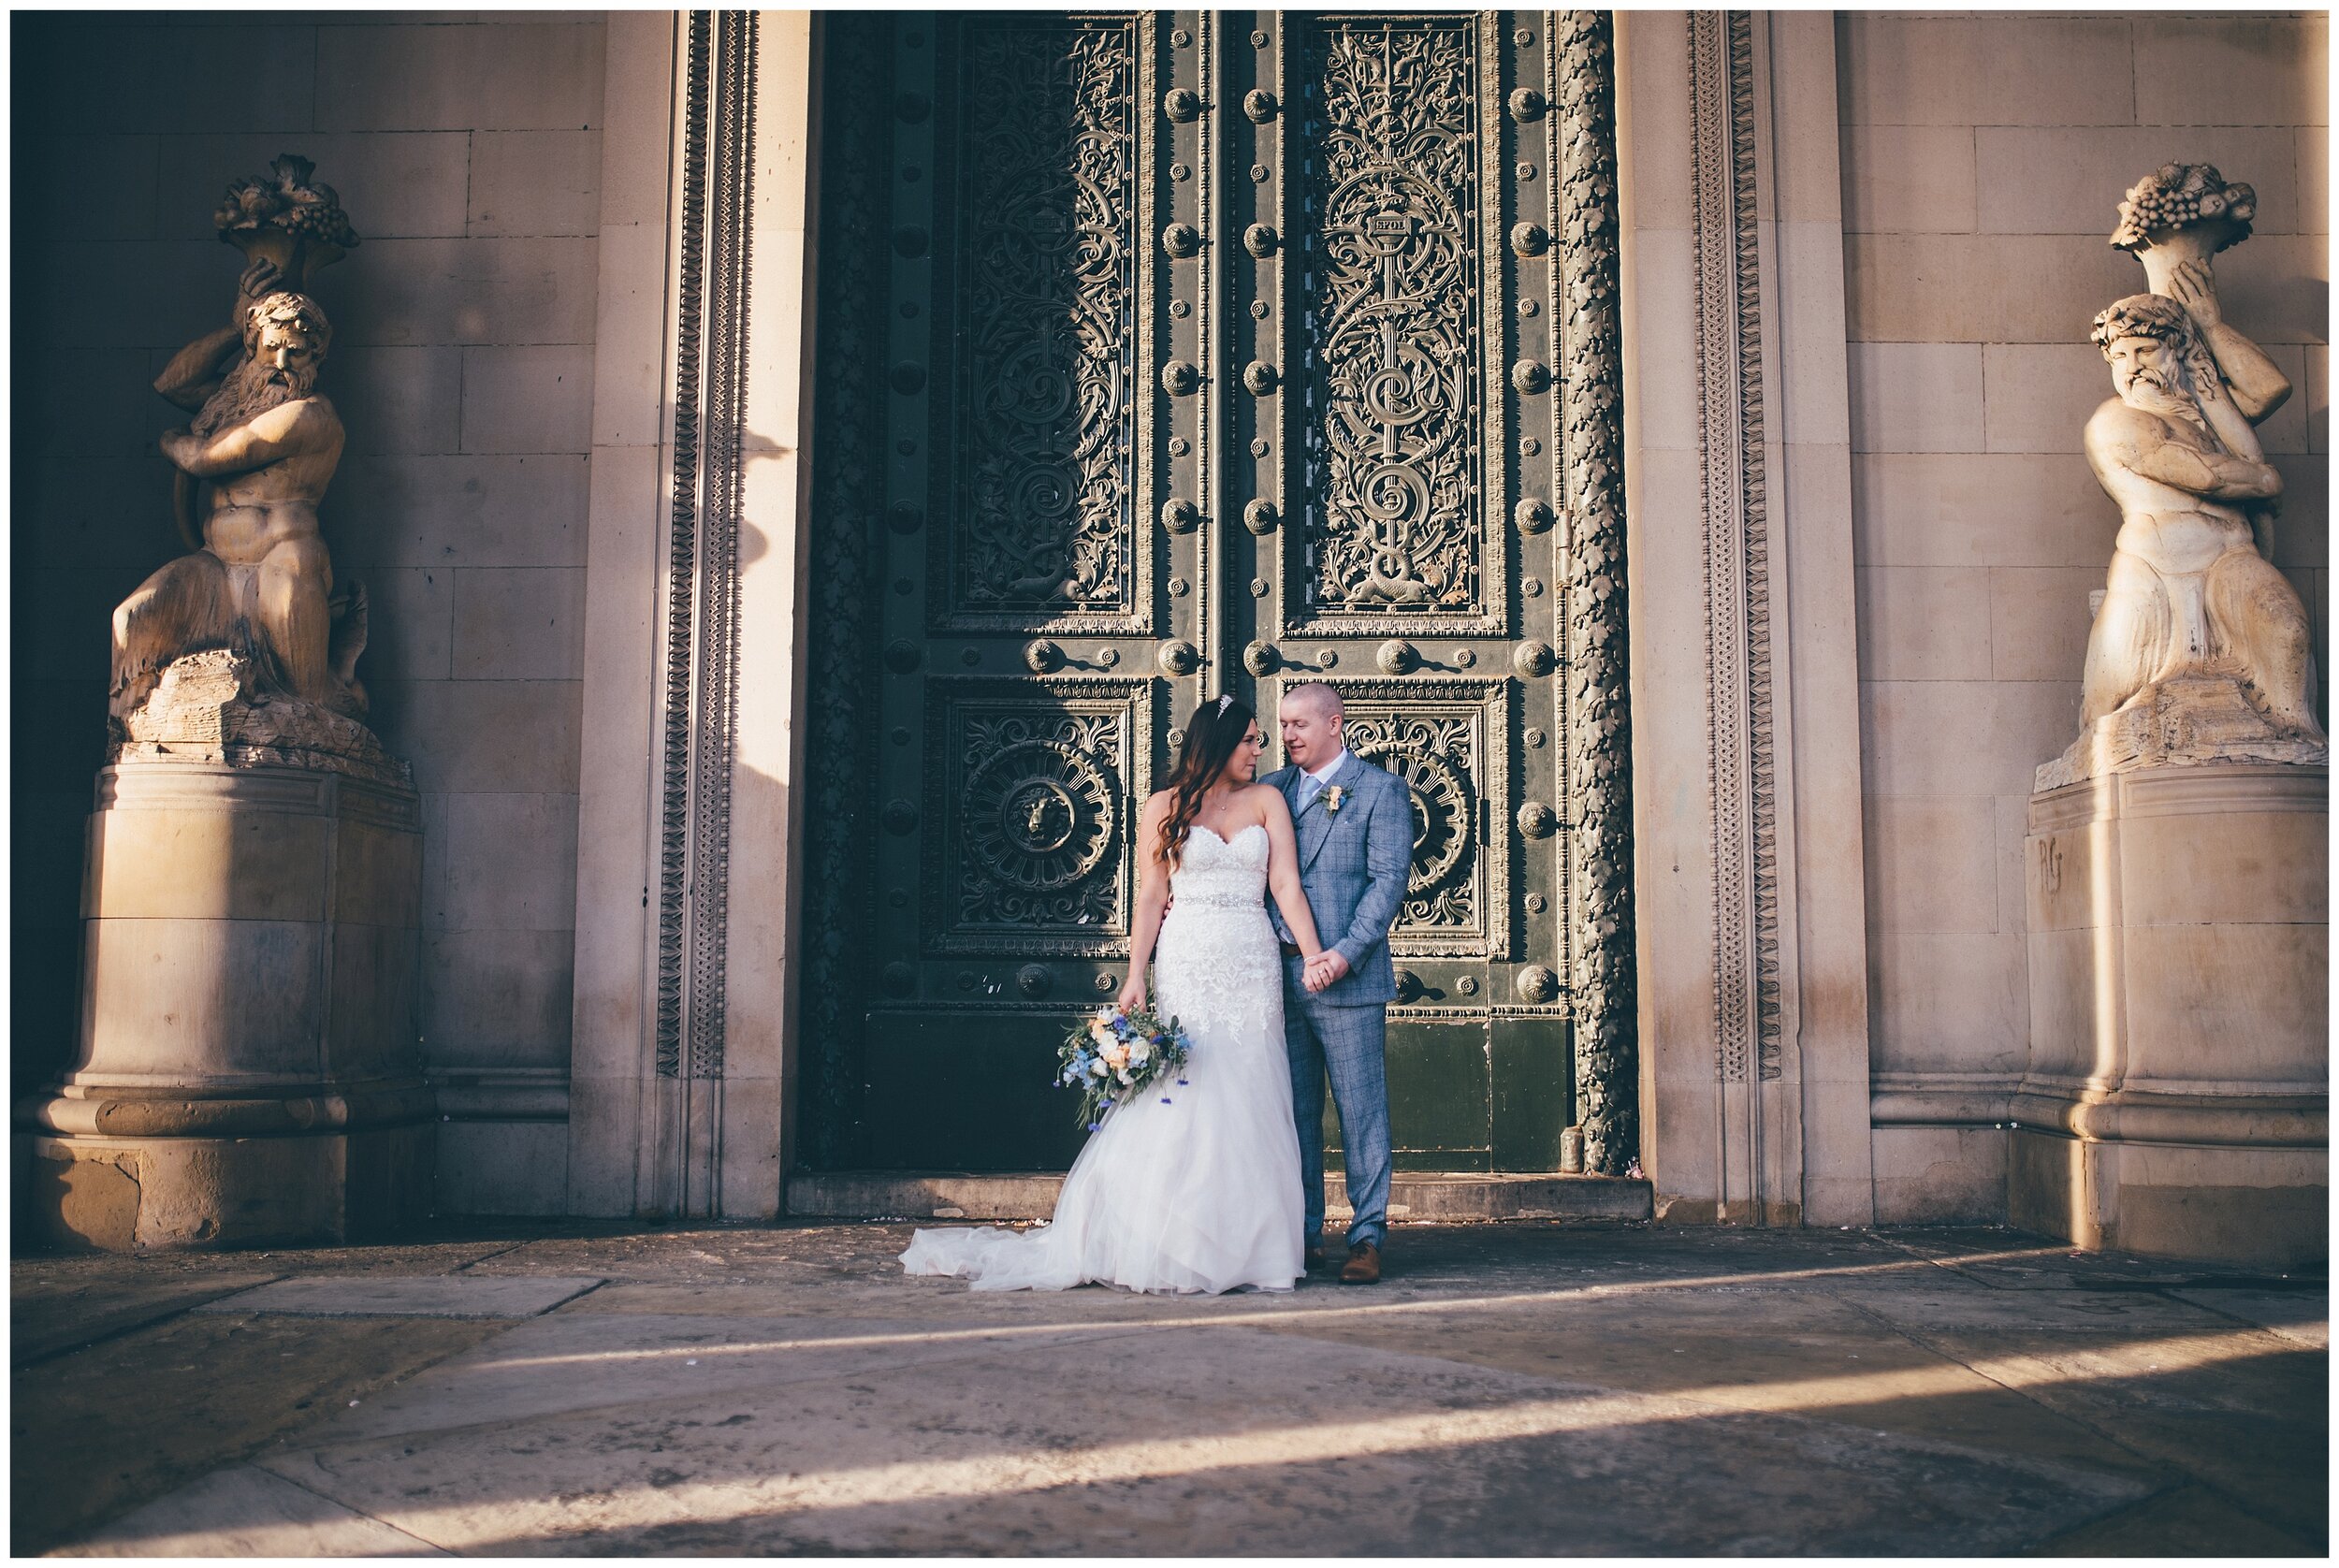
[1554,11,1641,1172]
[925,678,1156,955]
[656,10,761,1088]
[1290,15,1507,637]
[1687,10,1780,1093]
[938,16,1152,635]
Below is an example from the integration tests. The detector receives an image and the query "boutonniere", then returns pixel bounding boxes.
[1322,785,1347,816]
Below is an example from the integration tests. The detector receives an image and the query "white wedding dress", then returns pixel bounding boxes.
[901,822,1304,1294]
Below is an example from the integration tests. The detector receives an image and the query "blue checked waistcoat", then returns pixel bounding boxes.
[1259,751,1413,1006]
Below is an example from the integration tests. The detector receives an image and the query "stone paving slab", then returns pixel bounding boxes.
[59,1465,448,1559]
[12,1271,281,1366]
[190,1275,604,1320]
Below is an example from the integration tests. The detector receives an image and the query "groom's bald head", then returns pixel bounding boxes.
[1277,682,1344,770]
[1281,682,1344,722]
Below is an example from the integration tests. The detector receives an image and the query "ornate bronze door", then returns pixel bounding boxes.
[800,11,1634,1178]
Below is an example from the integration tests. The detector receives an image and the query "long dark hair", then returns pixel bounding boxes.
[1158,695,1257,869]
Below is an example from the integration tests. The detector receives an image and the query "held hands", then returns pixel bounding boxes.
[1300,950,1350,995]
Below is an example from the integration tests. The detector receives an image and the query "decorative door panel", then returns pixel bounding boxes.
[803,11,1632,1179]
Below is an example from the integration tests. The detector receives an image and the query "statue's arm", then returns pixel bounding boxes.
[153,325,241,412]
[2094,405,2280,501]
[2169,258,2291,424]
[160,400,327,480]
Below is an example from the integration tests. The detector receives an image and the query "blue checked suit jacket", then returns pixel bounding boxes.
[1259,751,1413,1006]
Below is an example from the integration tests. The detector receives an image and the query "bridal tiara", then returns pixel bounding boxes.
[1216,693,1232,715]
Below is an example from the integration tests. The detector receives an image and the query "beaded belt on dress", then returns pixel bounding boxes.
[1169,891,1267,909]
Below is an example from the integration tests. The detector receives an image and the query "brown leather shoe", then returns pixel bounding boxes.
[1339,1241,1381,1285]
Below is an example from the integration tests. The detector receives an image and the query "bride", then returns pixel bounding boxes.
[901,694,1331,1294]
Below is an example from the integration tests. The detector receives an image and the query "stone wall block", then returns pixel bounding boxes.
[155,133,471,241]
[1853,565,1992,682]
[2130,14,2329,130]
[1852,455,2116,569]
[328,455,590,571]
[83,808,330,923]
[458,346,594,455]
[1982,343,2114,456]
[452,567,587,681]
[30,458,184,573]
[1870,1125,2009,1224]
[469,130,603,238]
[328,237,599,349]
[1846,234,2137,344]
[315,21,607,132]
[327,922,423,1080]
[370,679,582,793]
[1839,124,1976,235]
[81,917,329,1081]
[44,240,221,351]
[356,568,456,682]
[2197,235,2328,348]
[13,20,318,136]
[435,1121,569,1214]
[1868,929,2029,1077]
[436,791,581,932]
[28,352,163,459]
[1863,793,2001,935]
[1861,679,2076,797]
[19,135,161,242]
[422,928,577,1067]
[1988,567,2107,684]
[327,345,464,457]
[1835,15,2135,128]
[30,567,153,685]
[1848,341,1983,453]
[1973,126,2304,239]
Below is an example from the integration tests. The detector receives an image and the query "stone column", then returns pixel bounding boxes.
[27,749,431,1249]
[2014,765,2326,1267]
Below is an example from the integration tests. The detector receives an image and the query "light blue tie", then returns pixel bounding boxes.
[1301,774,1324,809]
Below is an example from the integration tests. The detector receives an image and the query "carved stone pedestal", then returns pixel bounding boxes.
[2012,763,2326,1269]
[23,758,433,1249]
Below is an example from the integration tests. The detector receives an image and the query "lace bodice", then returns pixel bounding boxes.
[1168,821,1270,906]
[1154,822,1278,1042]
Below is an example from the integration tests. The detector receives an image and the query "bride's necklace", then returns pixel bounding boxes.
[1195,785,1244,838]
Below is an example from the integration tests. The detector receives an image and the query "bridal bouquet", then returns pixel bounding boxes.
[1058,1004,1192,1132]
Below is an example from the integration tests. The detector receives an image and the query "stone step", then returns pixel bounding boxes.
[786,1170,1652,1224]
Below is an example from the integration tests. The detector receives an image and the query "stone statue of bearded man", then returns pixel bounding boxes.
[2079,276,2319,740]
[111,282,363,725]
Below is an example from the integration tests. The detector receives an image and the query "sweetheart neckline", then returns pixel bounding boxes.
[1188,821,1268,849]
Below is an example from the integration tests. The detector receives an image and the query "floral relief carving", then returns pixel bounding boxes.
[930,682,1152,954]
[951,21,1140,619]
[1298,19,1492,625]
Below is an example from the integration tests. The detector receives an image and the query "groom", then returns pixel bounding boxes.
[1263,682,1411,1285]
